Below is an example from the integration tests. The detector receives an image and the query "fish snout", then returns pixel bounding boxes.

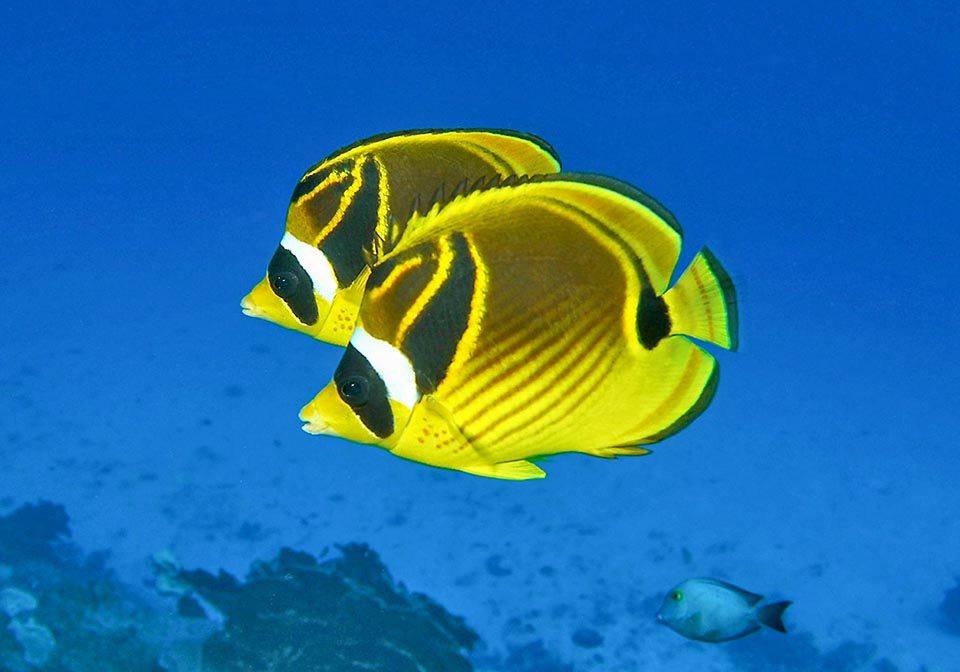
[241,293,264,318]
[299,403,331,436]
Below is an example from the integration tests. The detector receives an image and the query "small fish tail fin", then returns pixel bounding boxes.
[757,601,792,634]
[662,247,738,351]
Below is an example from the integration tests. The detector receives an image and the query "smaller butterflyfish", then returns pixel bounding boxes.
[657,578,792,643]
[241,128,562,346]
[299,172,738,480]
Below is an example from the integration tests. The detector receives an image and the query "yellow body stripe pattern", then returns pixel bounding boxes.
[539,195,646,348]
[444,232,489,374]
[372,156,392,252]
[437,215,633,457]
[381,176,721,466]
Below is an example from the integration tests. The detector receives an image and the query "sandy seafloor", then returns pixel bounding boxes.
[2,2,960,670]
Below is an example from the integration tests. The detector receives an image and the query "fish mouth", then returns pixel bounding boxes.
[301,420,330,436]
[240,294,264,318]
[299,406,331,435]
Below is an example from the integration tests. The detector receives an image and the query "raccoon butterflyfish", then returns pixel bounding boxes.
[299,172,738,480]
[241,128,562,346]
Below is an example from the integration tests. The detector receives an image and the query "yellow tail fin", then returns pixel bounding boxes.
[662,247,738,350]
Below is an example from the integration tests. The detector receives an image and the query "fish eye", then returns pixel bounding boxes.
[338,375,370,407]
[270,271,299,298]
[671,590,684,601]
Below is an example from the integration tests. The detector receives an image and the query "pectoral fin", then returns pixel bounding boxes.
[391,395,546,480]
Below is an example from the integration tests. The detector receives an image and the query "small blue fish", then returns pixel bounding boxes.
[657,578,791,643]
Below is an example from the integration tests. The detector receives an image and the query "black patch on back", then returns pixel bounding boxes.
[402,233,475,393]
[291,165,337,203]
[268,245,318,326]
[367,246,424,294]
[366,246,441,322]
[334,345,394,438]
[318,158,381,287]
[294,165,352,236]
[638,281,671,349]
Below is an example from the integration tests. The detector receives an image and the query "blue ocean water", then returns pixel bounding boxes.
[1,1,958,670]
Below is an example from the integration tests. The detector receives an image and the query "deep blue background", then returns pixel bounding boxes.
[2,2,959,669]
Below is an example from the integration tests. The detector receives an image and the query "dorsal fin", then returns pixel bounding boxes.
[385,173,545,256]
[409,193,423,219]
[469,175,486,193]
[362,229,384,267]
[450,177,470,199]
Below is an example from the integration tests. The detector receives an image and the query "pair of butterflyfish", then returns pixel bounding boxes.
[242,129,738,480]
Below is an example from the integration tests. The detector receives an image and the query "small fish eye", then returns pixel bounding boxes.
[672,590,684,601]
[338,376,370,407]
[270,271,299,298]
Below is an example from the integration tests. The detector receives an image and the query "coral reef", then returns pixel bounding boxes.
[0,501,195,671]
[155,543,478,671]
[0,500,486,671]
[0,500,71,565]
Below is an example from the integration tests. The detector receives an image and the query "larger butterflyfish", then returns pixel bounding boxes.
[241,128,562,346]
[299,173,738,480]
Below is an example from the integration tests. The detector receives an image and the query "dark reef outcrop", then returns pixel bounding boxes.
[0,501,484,671]
[155,543,478,671]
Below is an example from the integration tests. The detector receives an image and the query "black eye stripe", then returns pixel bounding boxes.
[267,245,319,326]
[333,345,394,438]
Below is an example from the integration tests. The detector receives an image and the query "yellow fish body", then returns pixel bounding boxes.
[241,129,562,345]
[300,173,738,479]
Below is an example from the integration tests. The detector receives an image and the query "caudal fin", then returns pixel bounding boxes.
[757,601,792,634]
[662,247,738,350]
